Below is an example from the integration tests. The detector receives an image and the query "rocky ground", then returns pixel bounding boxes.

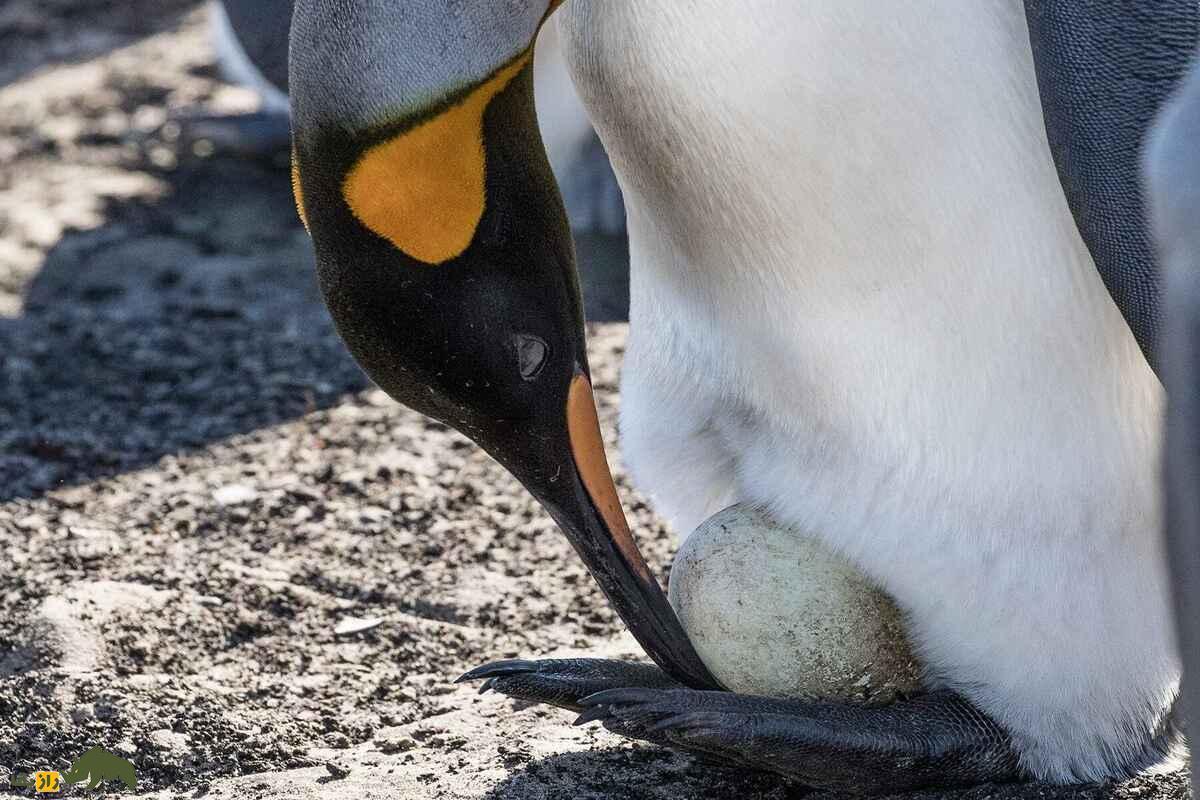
[0,2,1190,799]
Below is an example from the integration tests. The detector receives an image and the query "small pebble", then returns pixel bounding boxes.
[334,616,384,636]
[212,485,258,506]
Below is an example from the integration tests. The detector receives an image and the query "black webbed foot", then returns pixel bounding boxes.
[578,686,1022,793]
[460,658,1023,793]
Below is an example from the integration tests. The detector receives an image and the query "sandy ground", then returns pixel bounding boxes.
[0,3,1190,799]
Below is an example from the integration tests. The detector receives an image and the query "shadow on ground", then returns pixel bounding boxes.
[0,151,363,502]
[0,145,628,504]
[485,749,1189,800]
[0,0,200,88]
[480,748,800,800]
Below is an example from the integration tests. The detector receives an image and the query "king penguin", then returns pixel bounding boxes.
[288,0,1200,792]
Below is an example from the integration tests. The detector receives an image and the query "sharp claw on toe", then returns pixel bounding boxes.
[455,659,539,684]
[573,705,612,727]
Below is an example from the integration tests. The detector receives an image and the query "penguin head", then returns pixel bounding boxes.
[289,0,719,688]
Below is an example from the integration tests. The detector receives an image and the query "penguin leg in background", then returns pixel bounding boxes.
[1153,50,1200,798]
[289,1,1020,792]
[180,0,295,158]
[533,20,626,235]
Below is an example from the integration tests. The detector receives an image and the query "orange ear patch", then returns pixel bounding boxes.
[566,373,656,583]
[341,51,532,265]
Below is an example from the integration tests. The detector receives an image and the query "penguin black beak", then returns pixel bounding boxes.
[288,0,719,690]
[551,372,722,690]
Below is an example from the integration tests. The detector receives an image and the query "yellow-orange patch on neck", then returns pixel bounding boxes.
[291,149,309,232]
[342,52,532,265]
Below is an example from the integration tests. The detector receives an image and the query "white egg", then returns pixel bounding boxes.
[668,505,921,701]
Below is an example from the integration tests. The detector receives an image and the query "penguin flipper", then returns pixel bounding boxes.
[1155,49,1200,794]
[1022,1,1200,373]
[459,659,1021,792]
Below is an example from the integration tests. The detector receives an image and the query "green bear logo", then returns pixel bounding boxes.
[62,747,138,791]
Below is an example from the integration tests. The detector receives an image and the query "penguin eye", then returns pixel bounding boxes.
[513,333,549,381]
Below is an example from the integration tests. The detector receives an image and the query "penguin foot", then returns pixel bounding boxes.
[575,686,1023,793]
[177,111,292,159]
[456,658,680,712]
[460,658,1023,793]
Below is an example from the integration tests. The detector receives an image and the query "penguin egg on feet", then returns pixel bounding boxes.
[668,505,921,701]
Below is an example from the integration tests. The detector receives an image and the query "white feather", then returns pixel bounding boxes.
[559,0,1179,782]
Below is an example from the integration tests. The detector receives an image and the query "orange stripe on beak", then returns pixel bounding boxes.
[566,373,655,585]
